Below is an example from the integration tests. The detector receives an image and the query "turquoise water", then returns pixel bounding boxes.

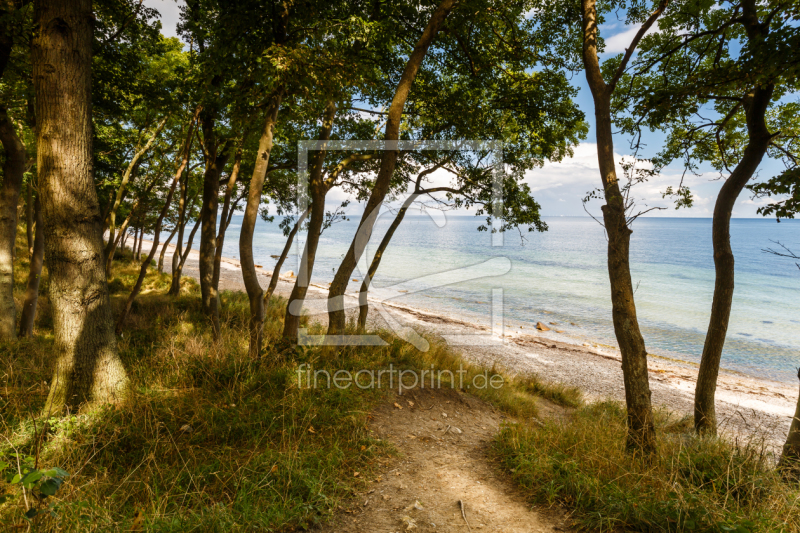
[221,214,800,383]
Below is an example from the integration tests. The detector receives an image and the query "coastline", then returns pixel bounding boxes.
[140,238,797,450]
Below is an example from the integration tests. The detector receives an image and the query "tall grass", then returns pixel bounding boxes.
[495,401,800,532]
[0,241,571,531]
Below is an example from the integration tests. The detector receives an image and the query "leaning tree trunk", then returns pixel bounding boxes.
[33,0,127,411]
[358,194,417,330]
[265,207,309,306]
[169,194,200,295]
[212,145,243,302]
[26,181,34,258]
[326,0,457,337]
[779,368,800,481]
[198,111,230,338]
[103,116,167,264]
[0,106,26,341]
[105,179,157,275]
[694,85,774,434]
[115,111,198,333]
[19,194,44,337]
[158,225,178,273]
[240,91,283,357]
[282,100,336,343]
[581,0,660,453]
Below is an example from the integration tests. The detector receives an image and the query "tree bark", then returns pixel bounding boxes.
[240,91,284,357]
[266,207,309,307]
[19,194,44,337]
[326,0,456,337]
[282,100,336,343]
[26,181,34,258]
[115,111,199,333]
[33,0,127,411]
[169,193,199,295]
[198,110,230,338]
[158,224,178,273]
[779,368,800,480]
[0,106,26,340]
[169,216,200,295]
[581,0,658,453]
[103,116,167,269]
[104,178,157,275]
[212,144,243,304]
[694,85,774,434]
[357,194,416,330]
[170,164,194,293]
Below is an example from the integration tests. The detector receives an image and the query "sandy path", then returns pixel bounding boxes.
[142,238,797,451]
[313,387,571,533]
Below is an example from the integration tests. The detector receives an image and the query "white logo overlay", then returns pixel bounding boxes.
[289,140,508,351]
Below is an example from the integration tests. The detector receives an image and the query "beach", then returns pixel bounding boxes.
[140,237,798,452]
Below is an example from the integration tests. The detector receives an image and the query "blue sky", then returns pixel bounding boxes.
[143,0,784,219]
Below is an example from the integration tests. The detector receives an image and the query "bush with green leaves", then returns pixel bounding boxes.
[0,453,69,521]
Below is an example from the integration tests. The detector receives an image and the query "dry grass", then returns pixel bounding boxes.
[0,234,572,531]
[495,401,800,532]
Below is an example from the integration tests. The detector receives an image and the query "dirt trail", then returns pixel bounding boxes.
[313,387,571,533]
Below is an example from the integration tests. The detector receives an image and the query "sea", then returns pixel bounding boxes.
[219,213,800,384]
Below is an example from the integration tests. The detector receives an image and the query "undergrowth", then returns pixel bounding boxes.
[495,401,800,532]
[0,234,570,532]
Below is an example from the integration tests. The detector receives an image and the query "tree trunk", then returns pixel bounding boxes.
[169,216,200,295]
[198,111,230,338]
[212,145,243,305]
[115,111,198,333]
[132,225,139,259]
[170,170,196,294]
[581,0,656,453]
[0,106,26,340]
[33,0,127,411]
[240,91,284,357]
[135,216,144,260]
[19,194,44,337]
[694,85,774,434]
[358,194,417,330]
[326,0,456,337]
[26,181,34,258]
[105,178,157,275]
[280,100,336,343]
[169,195,200,295]
[780,368,800,481]
[266,207,309,307]
[103,115,168,265]
[158,224,178,273]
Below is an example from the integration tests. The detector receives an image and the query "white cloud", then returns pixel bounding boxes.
[143,0,184,39]
[603,23,658,54]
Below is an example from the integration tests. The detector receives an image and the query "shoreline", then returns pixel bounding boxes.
[139,238,797,450]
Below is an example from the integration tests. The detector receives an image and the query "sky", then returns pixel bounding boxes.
[142,0,783,219]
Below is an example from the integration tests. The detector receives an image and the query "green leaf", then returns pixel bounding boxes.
[10,473,21,484]
[39,478,62,497]
[21,470,43,486]
[24,507,38,519]
[41,467,69,479]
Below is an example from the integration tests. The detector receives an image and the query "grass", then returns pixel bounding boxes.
[0,231,572,532]
[8,227,793,532]
[495,401,800,532]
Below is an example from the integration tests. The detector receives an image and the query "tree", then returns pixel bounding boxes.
[615,0,800,434]
[576,0,669,452]
[0,0,32,341]
[33,0,127,411]
[326,0,458,337]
